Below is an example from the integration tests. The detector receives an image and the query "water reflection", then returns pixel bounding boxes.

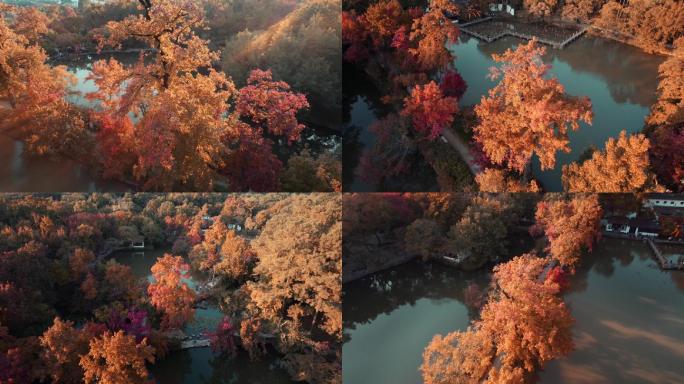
[112,249,295,383]
[343,239,684,384]
[451,35,664,190]
[342,261,489,384]
[540,239,684,383]
[151,347,294,384]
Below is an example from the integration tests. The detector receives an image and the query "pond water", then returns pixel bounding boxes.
[450,34,664,191]
[0,53,137,192]
[342,64,438,192]
[342,238,684,383]
[343,34,664,192]
[112,248,294,383]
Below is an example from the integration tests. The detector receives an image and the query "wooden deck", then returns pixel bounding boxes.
[646,239,684,270]
[180,338,211,349]
[456,18,589,49]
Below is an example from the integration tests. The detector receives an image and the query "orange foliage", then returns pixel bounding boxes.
[79,330,155,384]
[401,81,458,139]
[40,318,90,384]
[474,39,593,173]
[408,0,460,71]
[648,49,684,126]
[562,130,661,192]
[147,254,196,329]
[422,254,574,384]
[476,168,540,192]
[533,194,602,269]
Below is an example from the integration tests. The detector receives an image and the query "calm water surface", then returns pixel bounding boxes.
[112,248,294,383]
[342,239,684,384]
[0,53,137,192]
[343,35,664,191]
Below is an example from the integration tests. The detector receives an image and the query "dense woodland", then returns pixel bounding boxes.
[342,0,684,192]
[0,193,341,383]
[0,0,341,192]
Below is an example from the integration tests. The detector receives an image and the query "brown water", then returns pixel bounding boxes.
[342,238,684,383]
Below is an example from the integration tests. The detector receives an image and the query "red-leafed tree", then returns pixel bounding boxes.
[440,70,468,100]
[401,81,459,140]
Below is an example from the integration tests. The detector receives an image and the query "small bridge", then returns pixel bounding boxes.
[646,239,684,270]
[181,338,211,349]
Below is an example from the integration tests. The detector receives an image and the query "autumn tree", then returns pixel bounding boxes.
[245,194,341,384]
[476,168,541,192]
[147,254,196,329]
[0,7,89,158]
[404,218,444,259]
[561,0,604,22]
[281,149,342,192]
[89,1,310,191]
[648,47,684,126]
[594,0,684,53]
[440,70,468,100]
[649,123,684,192]
[444,196,512,270]
[422,327,496,384]
[79,330,155,384]
[213,229,255,282]
[422,254,574,384]
[40,318,90,384]
[533,194,602,269]
[524,0,559,18]
[401,81,459,139]
[561,130,661,192]
[478,254,574,379]
[408,0,460,71]
[474,39,593,173]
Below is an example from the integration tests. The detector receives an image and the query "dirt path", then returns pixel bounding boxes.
[440,128,482,175]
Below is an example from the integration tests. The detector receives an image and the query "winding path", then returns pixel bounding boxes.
[440,128,482,175]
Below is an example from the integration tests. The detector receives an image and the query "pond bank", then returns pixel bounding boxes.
[111,248,296,383]
[343,238,684,384]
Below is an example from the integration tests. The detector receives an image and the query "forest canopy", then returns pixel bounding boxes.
[0,192,341,384]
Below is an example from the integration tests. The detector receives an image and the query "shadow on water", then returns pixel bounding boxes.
[539,239,684,384]
[342,260,490,384]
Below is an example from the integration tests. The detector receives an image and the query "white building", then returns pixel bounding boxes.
[644,194,684,208]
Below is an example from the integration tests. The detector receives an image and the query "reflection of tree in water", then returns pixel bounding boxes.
[151,349,193,384]
[567,238,641,295]
[342,125,362,188]
[203,352,292,384]
[548,36,662,107]
[473,35,662,108]
[341,63,391,126]
[343,260,490,331]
